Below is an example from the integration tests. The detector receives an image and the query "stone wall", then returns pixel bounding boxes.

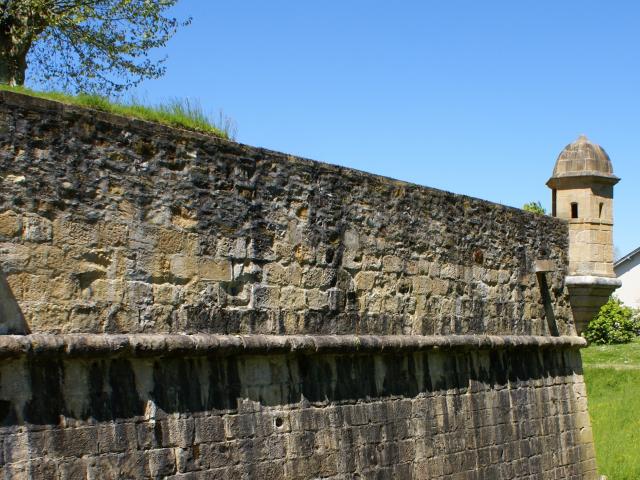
[0,335,594,479]
[0,91,575,337]
[0,91,597,479]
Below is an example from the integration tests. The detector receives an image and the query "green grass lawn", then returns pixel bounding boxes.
[582,338,640,480]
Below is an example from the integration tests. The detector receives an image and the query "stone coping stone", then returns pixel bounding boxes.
[0,334,587,359]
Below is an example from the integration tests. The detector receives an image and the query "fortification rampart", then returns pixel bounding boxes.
[0,91,596,479]
[0,91,574,337]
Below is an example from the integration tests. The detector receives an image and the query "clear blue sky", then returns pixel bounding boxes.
[131,0,638,257]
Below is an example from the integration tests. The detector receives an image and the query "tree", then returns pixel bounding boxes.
[584,297,640,345]
[0,0,190,94]
[523,201,546,215]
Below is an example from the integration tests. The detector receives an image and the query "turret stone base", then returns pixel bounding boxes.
[566,276,621,335]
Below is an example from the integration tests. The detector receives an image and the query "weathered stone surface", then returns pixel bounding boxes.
[0,92,597,479]
[0,347,596,479]
[0,90,573,336]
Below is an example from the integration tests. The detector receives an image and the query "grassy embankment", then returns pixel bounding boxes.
[0,84,231,138]
[582,337,640,480]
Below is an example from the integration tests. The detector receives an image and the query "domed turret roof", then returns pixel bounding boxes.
[550,135,617,180]
[547,135,619,189]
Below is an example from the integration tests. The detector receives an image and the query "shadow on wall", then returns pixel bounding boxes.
[0,347,584,426]
[0,269,29,335]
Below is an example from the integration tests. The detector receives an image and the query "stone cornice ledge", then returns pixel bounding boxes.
[0,334,587,359]
[565,276,622,287]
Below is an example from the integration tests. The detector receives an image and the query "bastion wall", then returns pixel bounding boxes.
[0,91,596,479]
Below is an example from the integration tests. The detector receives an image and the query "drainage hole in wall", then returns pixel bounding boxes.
[274,417,284,428]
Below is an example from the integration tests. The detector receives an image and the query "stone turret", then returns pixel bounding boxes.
[547,135,621,334]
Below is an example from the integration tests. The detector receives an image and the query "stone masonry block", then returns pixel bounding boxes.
[0,211,21,238]
[147,448,177,477]
[170,254,196,280]
[280,286,306,310]
[252,285,280,309]
[22,214,52,243]
[194,416,225,444]
[382,255,403,273]
[156,228,187,254]
[53,218,97,246]
[197,258,231,282]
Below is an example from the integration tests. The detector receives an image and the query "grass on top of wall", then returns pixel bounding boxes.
[582,337,640,480]
[0,85,231,139]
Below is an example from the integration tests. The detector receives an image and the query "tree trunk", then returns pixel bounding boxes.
[0,16,29,87]
[0,46,27,86]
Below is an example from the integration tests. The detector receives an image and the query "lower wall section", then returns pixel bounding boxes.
[0,337,596,479]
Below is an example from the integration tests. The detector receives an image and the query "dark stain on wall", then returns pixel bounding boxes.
[24,358,67,424]
[0,347,583,426]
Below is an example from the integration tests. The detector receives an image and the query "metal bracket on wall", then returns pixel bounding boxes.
[535,260,559,336]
